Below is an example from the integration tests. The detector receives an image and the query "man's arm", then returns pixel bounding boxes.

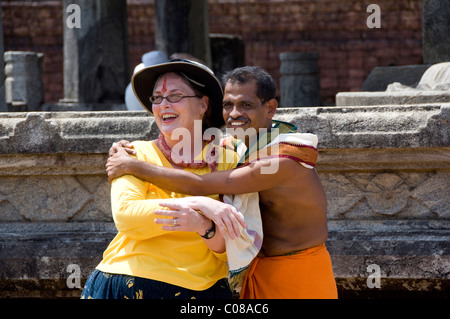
[106,143,248,238]
[108,149,299,196]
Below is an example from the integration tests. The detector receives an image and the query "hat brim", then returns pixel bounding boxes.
[131,60,225,129]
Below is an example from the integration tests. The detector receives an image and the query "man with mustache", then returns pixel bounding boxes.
[108,66,337,299]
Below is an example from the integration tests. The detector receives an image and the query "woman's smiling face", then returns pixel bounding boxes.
[151,73,207,143]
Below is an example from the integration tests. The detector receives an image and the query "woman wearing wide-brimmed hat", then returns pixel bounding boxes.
[81,59,241,299]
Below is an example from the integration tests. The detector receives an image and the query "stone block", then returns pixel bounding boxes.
[0,6,5,112]
[362,65,431,92]
[0,111,158,154]
[4,51,45,111]
[338,63,450,106]
[327,220,450,297]
[423,0,450,63]
[0,222,116,298]
[279,52,320,107]
[61,0,129,105]
[336,91,450,106]
[210,33,245,83]
[155,0,211,66]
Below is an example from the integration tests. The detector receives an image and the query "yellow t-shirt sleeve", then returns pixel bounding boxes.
[110,142,170,241]
[110,175,169,240]
[211,250,228,262]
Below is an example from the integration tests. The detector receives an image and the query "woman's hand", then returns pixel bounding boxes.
[154,203,212,236]
[154,201,227,253]
[157,197,246,239]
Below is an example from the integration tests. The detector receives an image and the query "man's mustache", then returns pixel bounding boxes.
[226,116,249,124]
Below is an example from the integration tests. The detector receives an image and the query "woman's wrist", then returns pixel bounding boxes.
[196,214,214,238]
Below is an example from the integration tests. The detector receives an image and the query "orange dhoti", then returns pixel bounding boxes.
[240,244,338,299]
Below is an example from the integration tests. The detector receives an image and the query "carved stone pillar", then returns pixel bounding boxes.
[4,51,44,111]
[423,0,450,63]
[61,0,129,106]
[280,52,320,107]
[155,0,211,66]
[0,5,5,112]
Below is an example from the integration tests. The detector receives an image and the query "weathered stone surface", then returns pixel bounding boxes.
[276,103,449,149]
[155,0,211,66]
[279,52,320,107]
[321,171,450,220]
[0,111,159,154]
[362,65,431,92]
[0,6,5,112]
[0,222,116,298]
[336,91,450,106]
[210,34,245,82]
[4,51,45,111]
[1,104,448,154]
[386,62,450,93]
[423,0,450,64]
[337,62,450,106]
[413,62,450,91]
[0,174,111,222]
[327,219,450,297]
[61,0,129,105]
[0,104,448,298]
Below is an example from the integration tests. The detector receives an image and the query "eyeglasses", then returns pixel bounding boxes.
[149,94,201,104]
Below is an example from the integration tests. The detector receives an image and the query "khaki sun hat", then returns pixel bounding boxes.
[132,58,225,129]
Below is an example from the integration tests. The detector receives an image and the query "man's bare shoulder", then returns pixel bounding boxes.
[271,156,316,180]
[259,158,324,208]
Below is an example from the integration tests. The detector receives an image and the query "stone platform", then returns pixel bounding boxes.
[0,104,449,298]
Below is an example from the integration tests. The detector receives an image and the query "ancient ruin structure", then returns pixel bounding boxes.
[0,104,448,298]
[336,62,450,106]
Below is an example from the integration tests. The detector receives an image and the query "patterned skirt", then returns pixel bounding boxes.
[81,269,232,300]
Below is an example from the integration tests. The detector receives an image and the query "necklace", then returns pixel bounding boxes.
[157,133,218,172]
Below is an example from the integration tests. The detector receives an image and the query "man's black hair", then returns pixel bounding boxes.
[222,66,276,103]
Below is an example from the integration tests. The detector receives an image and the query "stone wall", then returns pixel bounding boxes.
[2,0,423,105]
[0,103,448,298]
[0,111,157,297]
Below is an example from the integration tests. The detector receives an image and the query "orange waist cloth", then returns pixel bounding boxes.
[240,244,338,299]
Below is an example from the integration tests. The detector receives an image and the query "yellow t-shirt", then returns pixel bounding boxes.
[96,140,238,291]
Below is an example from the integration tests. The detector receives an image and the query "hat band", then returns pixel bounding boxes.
[180,72,206,88]
[152,72,206,94]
